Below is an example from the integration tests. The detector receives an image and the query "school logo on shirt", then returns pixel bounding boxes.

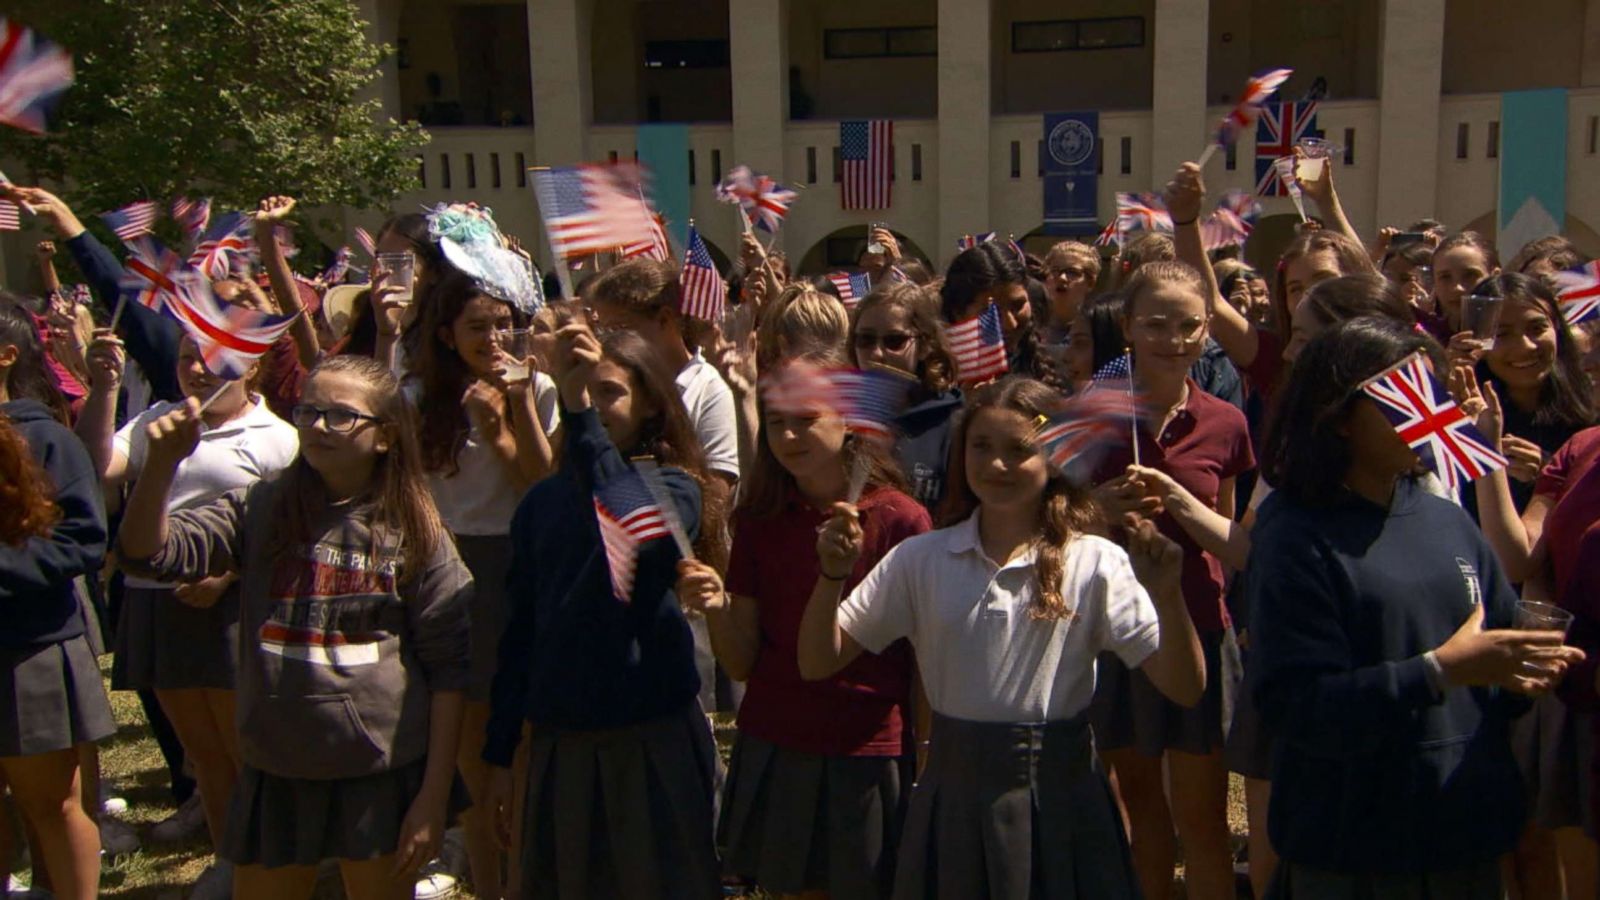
[1455,557,1483,607]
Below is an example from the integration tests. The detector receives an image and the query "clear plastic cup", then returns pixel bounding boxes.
[1515,599,1574,634]
[1461,294,1504,351]
[496,328,531,381]
[374,252,416,305]
[1297,136,1340,159]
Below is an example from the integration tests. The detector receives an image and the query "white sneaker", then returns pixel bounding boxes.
[150,792,207,844]
[414,867,457,900]
[188,860,232,900]
[99,816,141,855]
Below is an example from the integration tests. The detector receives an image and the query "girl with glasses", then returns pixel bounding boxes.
[118,354,472,900]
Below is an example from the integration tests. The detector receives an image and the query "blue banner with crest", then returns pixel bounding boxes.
[1042,112,1099,235]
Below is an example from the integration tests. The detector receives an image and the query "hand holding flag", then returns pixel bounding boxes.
[101,201,161,244]
[594,468,675,603]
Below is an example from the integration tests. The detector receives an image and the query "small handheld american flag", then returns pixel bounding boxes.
[0,200,18,231]
[840,120,893,210]
[593,469,674,603]
[947,303,1009,385]
[1360,352,1507,494]
[679,225,725,322]
[353,226,376,257]
[0,17,74,134]
[833,367,914,447]
[1091,352,1142,466]
[532,162,659,260]
[828,271,872,309]
[101,201,160,244]
[620,211,671,262]
[1554,260,1600,327]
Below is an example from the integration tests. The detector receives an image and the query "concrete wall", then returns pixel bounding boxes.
[788,0,939,120]
[1443,0,1586,93]
[994,0,1155,113]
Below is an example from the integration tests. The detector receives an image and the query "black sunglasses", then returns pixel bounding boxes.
[853,332,914,353]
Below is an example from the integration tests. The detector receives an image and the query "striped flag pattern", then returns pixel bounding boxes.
[947,303,1009,385]
[1360,352,1507,494]
[171,196,211,245]
[621,212,671,261]
[353,226,376,257]
[0,17,74,134]
[187,212,253,280]
[101,201,160,243]
[828,271,872,309]
[532,163,659,259]
[0,200,18,231]
[1554,260,1600,327]
[118,237,184,312]
[841,120,893,210]
[166,272,298,380]
[834,367,914,447]
[678,226,725,322]
[593,469,673,603]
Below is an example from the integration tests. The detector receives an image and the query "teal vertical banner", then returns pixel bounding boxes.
[636,124,692,251]
[1498,88,1567,260]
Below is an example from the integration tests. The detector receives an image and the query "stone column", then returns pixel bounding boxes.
[1375,0,1446,228]
[937,0,991,267]
[528,0,593,165]
[1150,0,1209,180]
[730,0,789,178]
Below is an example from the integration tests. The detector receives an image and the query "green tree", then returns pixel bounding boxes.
[0,0,426,219]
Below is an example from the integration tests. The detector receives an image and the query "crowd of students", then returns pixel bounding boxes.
[0,145,1598,900]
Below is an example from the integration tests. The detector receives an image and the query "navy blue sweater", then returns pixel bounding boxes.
[65,231,184,402]
[0,400,106,647]
[482,406,701,766]
[895,389,961,510]
[1248,478,1528,874]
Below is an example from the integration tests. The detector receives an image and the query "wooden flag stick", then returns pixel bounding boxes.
[1126,348,1141,467]
[633,458,695,560]
[1196,143,1220,168]
[197,380,235,413]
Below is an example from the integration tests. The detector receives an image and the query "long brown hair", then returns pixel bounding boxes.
[939,377,1101,620]
[412,269,523,476]
[848,282,955,397]
[740,354,908,520]
[267,355,446,582]
[0,414,60,545]
[1273,230,1376,332]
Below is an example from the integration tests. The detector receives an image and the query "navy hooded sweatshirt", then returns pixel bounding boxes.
[1247,477,1528,874]
[895,389,962,510]
[0,400,106,648]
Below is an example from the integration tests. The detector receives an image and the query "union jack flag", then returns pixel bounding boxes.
[1360,352,1507,494]
[833,367,914,447]
[1256,101,1320,197]
[593,469,673,603]
[1115,192,1173,238]
[118,237,184,313]
[353,226,375,257]
[171,196,210,245]
[1216,68,1293,149]
[1093,220,1119,248]
[533,162,659,260]
[0,18,74,134]
[621,211,671,261]
[166,272,297,380]
[717,165,798,233]
[678,226,725,322]
[828,271,872,308]
[187,212,254,280]
[1199,190,1263,250]
[1553,260,1600,327]
[957,232,997,252]
[101,201,160,243]
[841,120,893,210]
[0,199,18,231]
[947,303,1009,385]
[1034,392,1128,473]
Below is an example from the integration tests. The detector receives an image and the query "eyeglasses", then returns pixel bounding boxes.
[1130,315,1210,345]
[290,404,385,433]
[1047,266,1089,281]
[853,332,914,353]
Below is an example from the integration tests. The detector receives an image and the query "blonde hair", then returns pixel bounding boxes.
[756,284,849,369]
[1045,241,1102,284]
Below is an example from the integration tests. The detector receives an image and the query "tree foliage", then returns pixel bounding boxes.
[0,0,427,218]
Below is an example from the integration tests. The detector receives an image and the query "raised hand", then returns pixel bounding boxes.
[85,330,125,392]
[1164,162,1206,224]
[254,195,297,225]
[815,502,864,579]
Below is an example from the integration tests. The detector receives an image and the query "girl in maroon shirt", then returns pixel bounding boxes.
[679,357,930,899]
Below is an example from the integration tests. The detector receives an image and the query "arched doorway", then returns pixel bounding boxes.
[794,227,932,277]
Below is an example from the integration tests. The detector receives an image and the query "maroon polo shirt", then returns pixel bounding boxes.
[1094,380,1255,633]
[1242,328,1286,403]
[727,484,930,757]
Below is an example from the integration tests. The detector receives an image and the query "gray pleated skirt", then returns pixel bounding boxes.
[112,585,239,691]
[520,703,720,900]
[1090,628,1240,758]
[893,713,1138,900]
[1266,858,1503,900]
[718,733,909,898]
[1224,648,1274,780]
[1512,693,1595,833]
[219,757,470,868]
[456,534,511,703]
[0,634,116,757]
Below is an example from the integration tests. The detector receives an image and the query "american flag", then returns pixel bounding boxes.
[101,201,160,243]
[1554,260,1600,327]
[1216,68,1294,149]
[678,225,725,322]
[841,120,893,210]
[1256,102,1320,197]
[0,199,18,231]
[532,163,659,259]
[834,367,914,447]
[620,211,671,261]
[956,232,996,252]
[1093,352,1133,384]
[716,165,798,233]
[321,246,352,286]
[0,18,74,134]
[948,303,1009,385]
[1360,352,1508,494]
[165,272,298,380]
[828,271,872,308]
[593,469,673,603]
[118,236,183,312]
[353,226,375,257]
[171,196,211,245]
[187,212,254,280]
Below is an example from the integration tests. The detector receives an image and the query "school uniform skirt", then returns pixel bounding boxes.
[1089,628,1241,758]
[0,634,116,757]
[1265,859,1502,900]
[1512,693,1596,833]
[455,534,512,703]
[112,585,239,691]
[1224,647,1274,780]
[893,712,1138,900]
[219,757,470,868]
[718,733,910,898]
[519,703,720,900]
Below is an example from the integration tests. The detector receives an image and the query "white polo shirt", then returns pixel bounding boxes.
[675,352,740,481]
[838,514,1160,723]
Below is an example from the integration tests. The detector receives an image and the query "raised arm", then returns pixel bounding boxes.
[1295,148,1362,249]
[254,196,320,368]
[1166,163,1263,368]
[1128,465,1251,570]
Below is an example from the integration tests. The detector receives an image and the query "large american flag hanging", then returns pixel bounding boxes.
[1256,101,1320,197]
[841,120,892,210]
[1360,353,1507,494]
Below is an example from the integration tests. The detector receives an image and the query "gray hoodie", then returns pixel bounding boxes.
[123,477,471,780]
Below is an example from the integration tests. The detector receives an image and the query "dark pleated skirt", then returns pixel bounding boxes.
[1266,858,1503,900]
[892,712,1138,900]
[1224,647,1274,780]
[519,703,720,900]
[112,585,239,691]
[219,757,470,868]
[1512,692,1595,832]
[0,634,116,757]
[456,534,512,703]
[1090,627,1240,758]
[718,733,909,898]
